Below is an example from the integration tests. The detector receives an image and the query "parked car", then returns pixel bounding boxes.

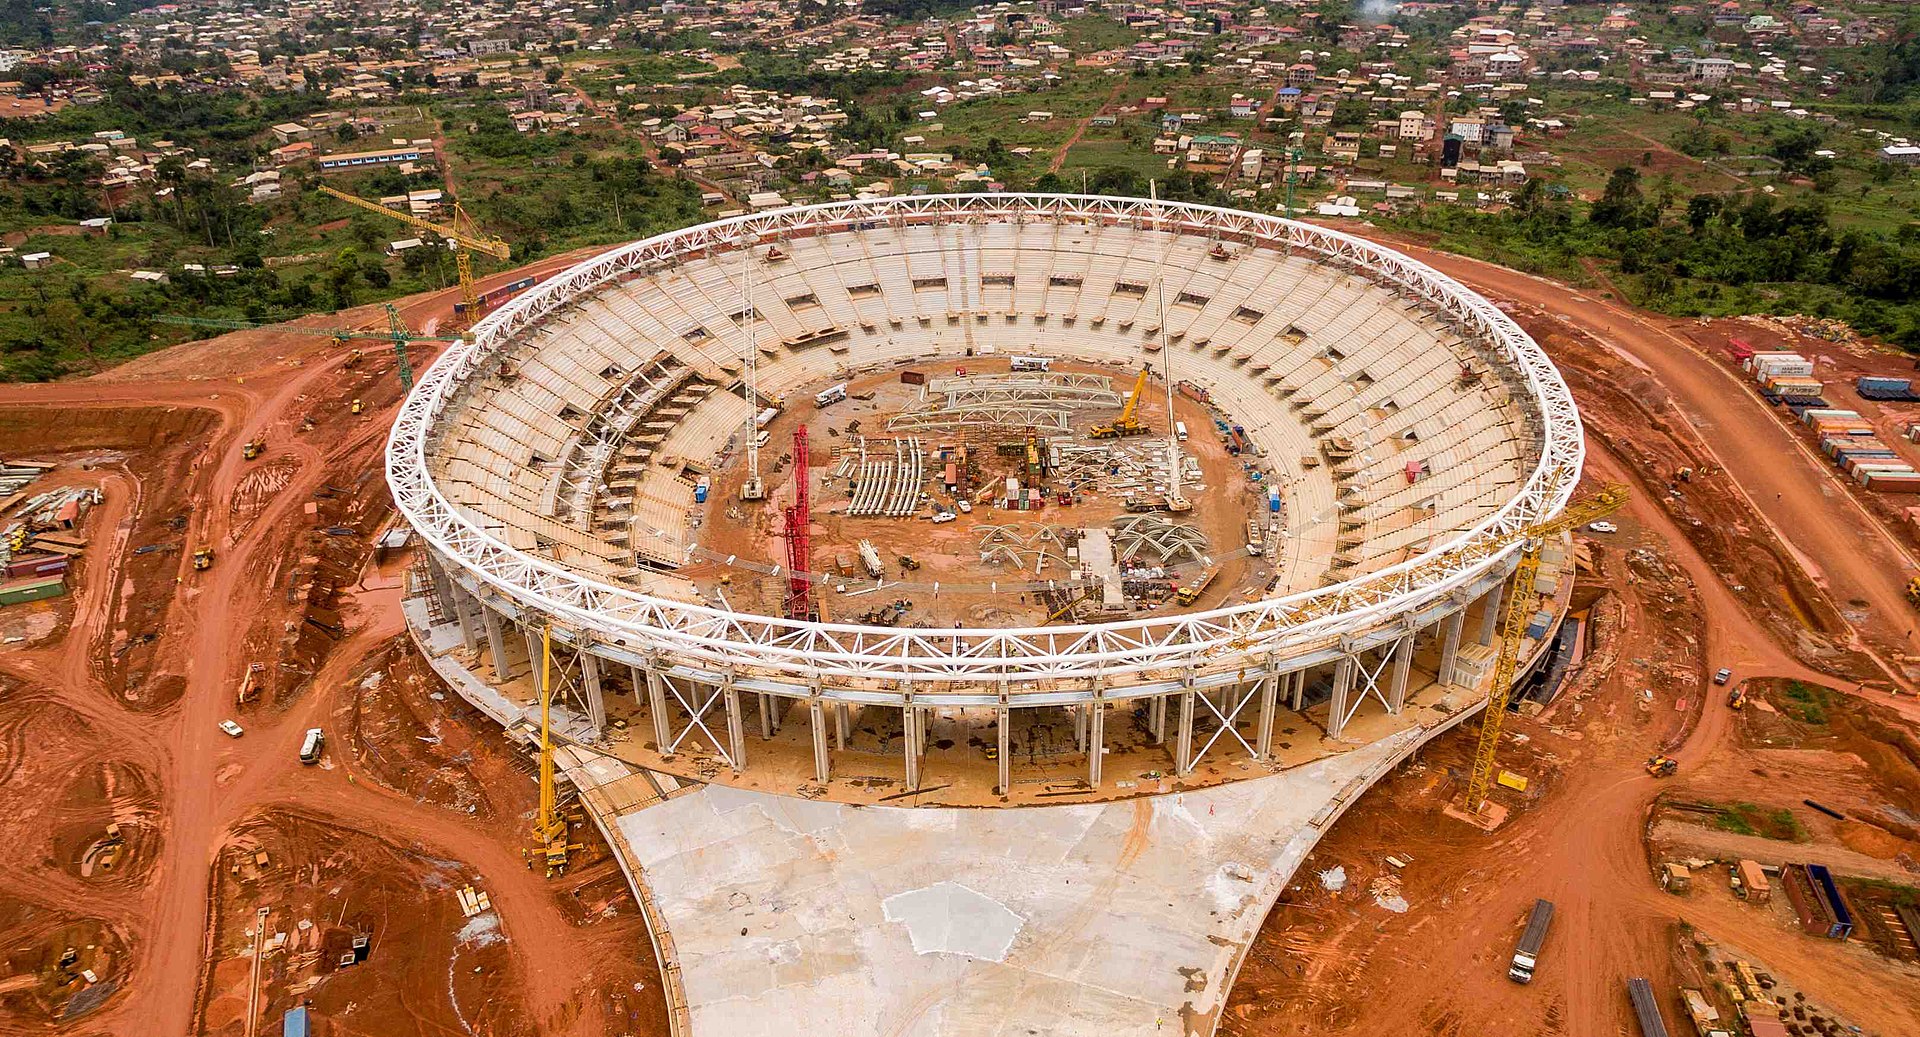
[932,511,956,524]
[956,499,972,514]
[1587,521,1618,534]
[219,719,245,738]
[1713,668,1733,685]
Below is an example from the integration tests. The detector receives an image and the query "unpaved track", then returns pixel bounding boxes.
[0,256,625,1035]
[1347,230,1920,676]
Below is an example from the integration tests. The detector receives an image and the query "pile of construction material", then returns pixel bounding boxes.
[1744,351,1823,401]
[1856,375,1920,402]
[1802,409,1920,493]
[1,476,99,608]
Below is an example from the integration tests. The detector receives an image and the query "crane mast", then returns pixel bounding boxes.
[740,242,766,501]
[1464,481,1630,813]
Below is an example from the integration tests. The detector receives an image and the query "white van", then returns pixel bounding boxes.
[1175,421,1189,442]
[299,728,324,764]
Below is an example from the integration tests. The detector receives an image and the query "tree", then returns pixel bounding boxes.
[1589,165,1650,229]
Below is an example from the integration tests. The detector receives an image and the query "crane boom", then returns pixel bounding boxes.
[1119,366,1149,424]
[317,185,511,317]
[1090,367,1153,439]
[1463,481,1630,813]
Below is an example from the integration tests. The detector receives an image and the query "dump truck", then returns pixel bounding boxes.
[1646,755,1678,778]
[242,438,265,460]
[1908,575,1920,608]
[192,548,214,571]
[1508,898,1554,983]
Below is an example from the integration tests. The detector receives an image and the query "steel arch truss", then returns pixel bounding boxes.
[387,193,1583,694]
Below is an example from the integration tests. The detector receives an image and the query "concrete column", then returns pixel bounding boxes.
[1149,693,1168,744]
[1256,669,1280,760]
[833,703,849,751]
[758,693,777,739]
[580,652,607,735]
[1289,668,1306,711]
[1438,608,1466,687]
[902,700,921,790]
[1387,633,1414,714]
[1073,703,1088,752]
[1174,683,1196,775]
[1326,655,1355,740]
[1476,583,1505,646]
[1087,700,1106,786]
[996,683,1011,797]
[723,672,746,773]
[448,583,480,651]
[645,664,672,752]
[809,696,831,783]
[482,608,513,679]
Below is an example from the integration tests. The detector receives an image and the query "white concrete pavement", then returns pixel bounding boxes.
[615,724,1442,1037]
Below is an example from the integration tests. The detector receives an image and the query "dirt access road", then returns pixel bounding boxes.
[1346,229,1920,681]
[1226,439,1920,1037]
[0,257,647,1036]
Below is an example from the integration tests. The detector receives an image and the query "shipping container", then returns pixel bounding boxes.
[755,407,779,429]
[1735,860,1771,902]
[899,370,927,386]
[1858,376,1912,392]
[1766,377,1825,398]
[0,576,65,606]
[1727,337,1755,360]
[1863,472,1920,493]
[1782,863,1854,939]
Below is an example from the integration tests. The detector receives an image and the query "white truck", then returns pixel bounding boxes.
[1509,898,1554,983]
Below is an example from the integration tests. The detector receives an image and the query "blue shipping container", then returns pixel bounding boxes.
[1858,376,1912,391]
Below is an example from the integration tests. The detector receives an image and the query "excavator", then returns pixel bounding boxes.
[1090,367,1152,439]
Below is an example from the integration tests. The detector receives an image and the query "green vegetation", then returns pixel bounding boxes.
[1776,680,1836,726]
[1386,167,1920,348]
[1710,801,1810,842]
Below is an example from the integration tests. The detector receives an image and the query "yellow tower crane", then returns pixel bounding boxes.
[317,185,512,319]
[533,626,582,876]
[1462,480,1630,814]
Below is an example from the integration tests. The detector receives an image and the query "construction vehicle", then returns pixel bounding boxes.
[1646,755,1679,778]
[1175,564,1221,606]
[1046,590,1091,623]
[1463,478,1630,814]
[192,548,214,571]
[154,303,461,391]
[1123,494,1168,513]
[1907,575,1920,607]
[1165,494,1193,514]
[1089,367,1152,439]
[241,438,265,461]
[1508,898,1554,983]
[1726,684,1747,710]
[317,185,512,319]
[898,555,921,571]
[531,626,583,876]
[350,398,365,415]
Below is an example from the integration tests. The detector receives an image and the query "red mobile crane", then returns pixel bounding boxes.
[783,425,816,621]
